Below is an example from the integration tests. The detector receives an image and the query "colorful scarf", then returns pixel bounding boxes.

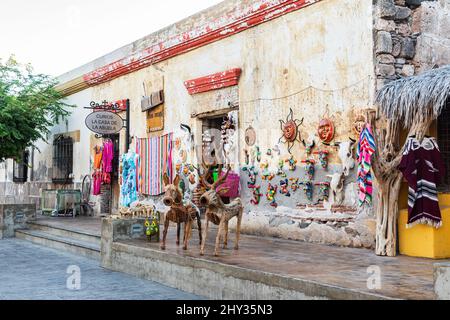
[356,124,376,206]
[135,133,173,195]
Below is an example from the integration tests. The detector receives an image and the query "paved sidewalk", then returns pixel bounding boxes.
[0,239,202,300]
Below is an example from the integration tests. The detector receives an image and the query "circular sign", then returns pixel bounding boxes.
[85,111,123,135]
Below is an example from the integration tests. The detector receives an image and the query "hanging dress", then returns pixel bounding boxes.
[120,152,140,207]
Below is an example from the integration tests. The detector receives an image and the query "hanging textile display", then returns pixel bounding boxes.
[120,151,140,207]
[398,136,445,228]
[356,123,376,206]
[135,133,173,196]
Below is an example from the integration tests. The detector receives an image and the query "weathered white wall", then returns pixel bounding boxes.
[32,87,94,183]
[1,0,377,247]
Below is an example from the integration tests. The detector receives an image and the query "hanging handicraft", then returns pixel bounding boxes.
[314,149,330,169]
[250,185,263,205]
[285,155,297,171]
[279,108,303,154]
[315,182,331,202]
[279,179,291,197]
[300,181,314,201]
[302,159,316,181]
[245,125,256,146]
[317,118,335,143]
[290,178,300,193]
[266,183,278,207]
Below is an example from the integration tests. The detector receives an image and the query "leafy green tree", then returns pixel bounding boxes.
[0,56,73,161]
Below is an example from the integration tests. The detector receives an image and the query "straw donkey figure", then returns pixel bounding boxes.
[198,164,243,256]
[161,174,202,250]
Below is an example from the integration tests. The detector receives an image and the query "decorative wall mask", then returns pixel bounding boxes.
[285,155,297,171]
[266,183,278,208]
[315,182,331,202]
[302,139,316,156]
[302,159,316,181]
[250,185,263,205]
[279,179,291,197]
[245,125,256,146]
[353,114,366,136]
[300,181,314,201]
[317,118,335,143]
[314,149,330,169]
[290,178,300,192]
[279,108,303,154]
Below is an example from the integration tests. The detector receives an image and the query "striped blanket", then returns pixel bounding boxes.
[135,133,173,195]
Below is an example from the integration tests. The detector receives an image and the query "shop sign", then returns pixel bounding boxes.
[85,111,123,135]
[147,104,164,132]
[91,99,127,113]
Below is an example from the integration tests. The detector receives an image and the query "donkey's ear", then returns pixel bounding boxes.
[173,174,181,187]
[163,173,170,186]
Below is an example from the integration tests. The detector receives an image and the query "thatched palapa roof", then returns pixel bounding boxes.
[376,65,450,127]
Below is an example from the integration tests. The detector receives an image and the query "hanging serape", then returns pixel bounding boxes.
[356,123,376,206]
[398,136,445,228]
[135,133,173,196]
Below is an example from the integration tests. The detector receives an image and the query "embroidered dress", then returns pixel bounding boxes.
[120,152,140,207]
[356,124,376,206]
[398,136,445,228]
[102,140,114,173]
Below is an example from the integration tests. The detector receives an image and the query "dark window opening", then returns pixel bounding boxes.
[13,150,29,183]
[438,99,450,192]
[52,135,74,184]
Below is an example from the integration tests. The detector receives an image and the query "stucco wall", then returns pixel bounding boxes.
[1,0,377,247]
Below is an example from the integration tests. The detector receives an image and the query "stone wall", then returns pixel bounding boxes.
[374,0,422,89]
[413,0,450,71]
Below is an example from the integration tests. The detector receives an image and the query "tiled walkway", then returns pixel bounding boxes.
[0,239,202,300]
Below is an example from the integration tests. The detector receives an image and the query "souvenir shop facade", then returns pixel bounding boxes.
[45,0,377,248]
[4,0,450,256]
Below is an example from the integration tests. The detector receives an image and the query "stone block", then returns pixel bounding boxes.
[377,54,395,64]
[375,19,396,32]
[401,64,415,77]
[395,6,412,20]
[401,37,416,59]
[376,31,393,54]
[376,63,396,76]
[377,0,398,19]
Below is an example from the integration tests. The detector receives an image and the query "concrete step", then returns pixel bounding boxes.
[26,220,101,247]
[15,229,100,261]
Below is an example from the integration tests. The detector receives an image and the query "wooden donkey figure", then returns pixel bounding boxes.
[161,173,202,250]
[198,164,243,256]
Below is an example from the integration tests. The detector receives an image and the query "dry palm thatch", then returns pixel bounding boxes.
[370,65,450,256]
[376,65,450,127]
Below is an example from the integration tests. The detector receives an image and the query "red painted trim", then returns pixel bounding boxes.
[184,68,242,95]
[82,0,320,86]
